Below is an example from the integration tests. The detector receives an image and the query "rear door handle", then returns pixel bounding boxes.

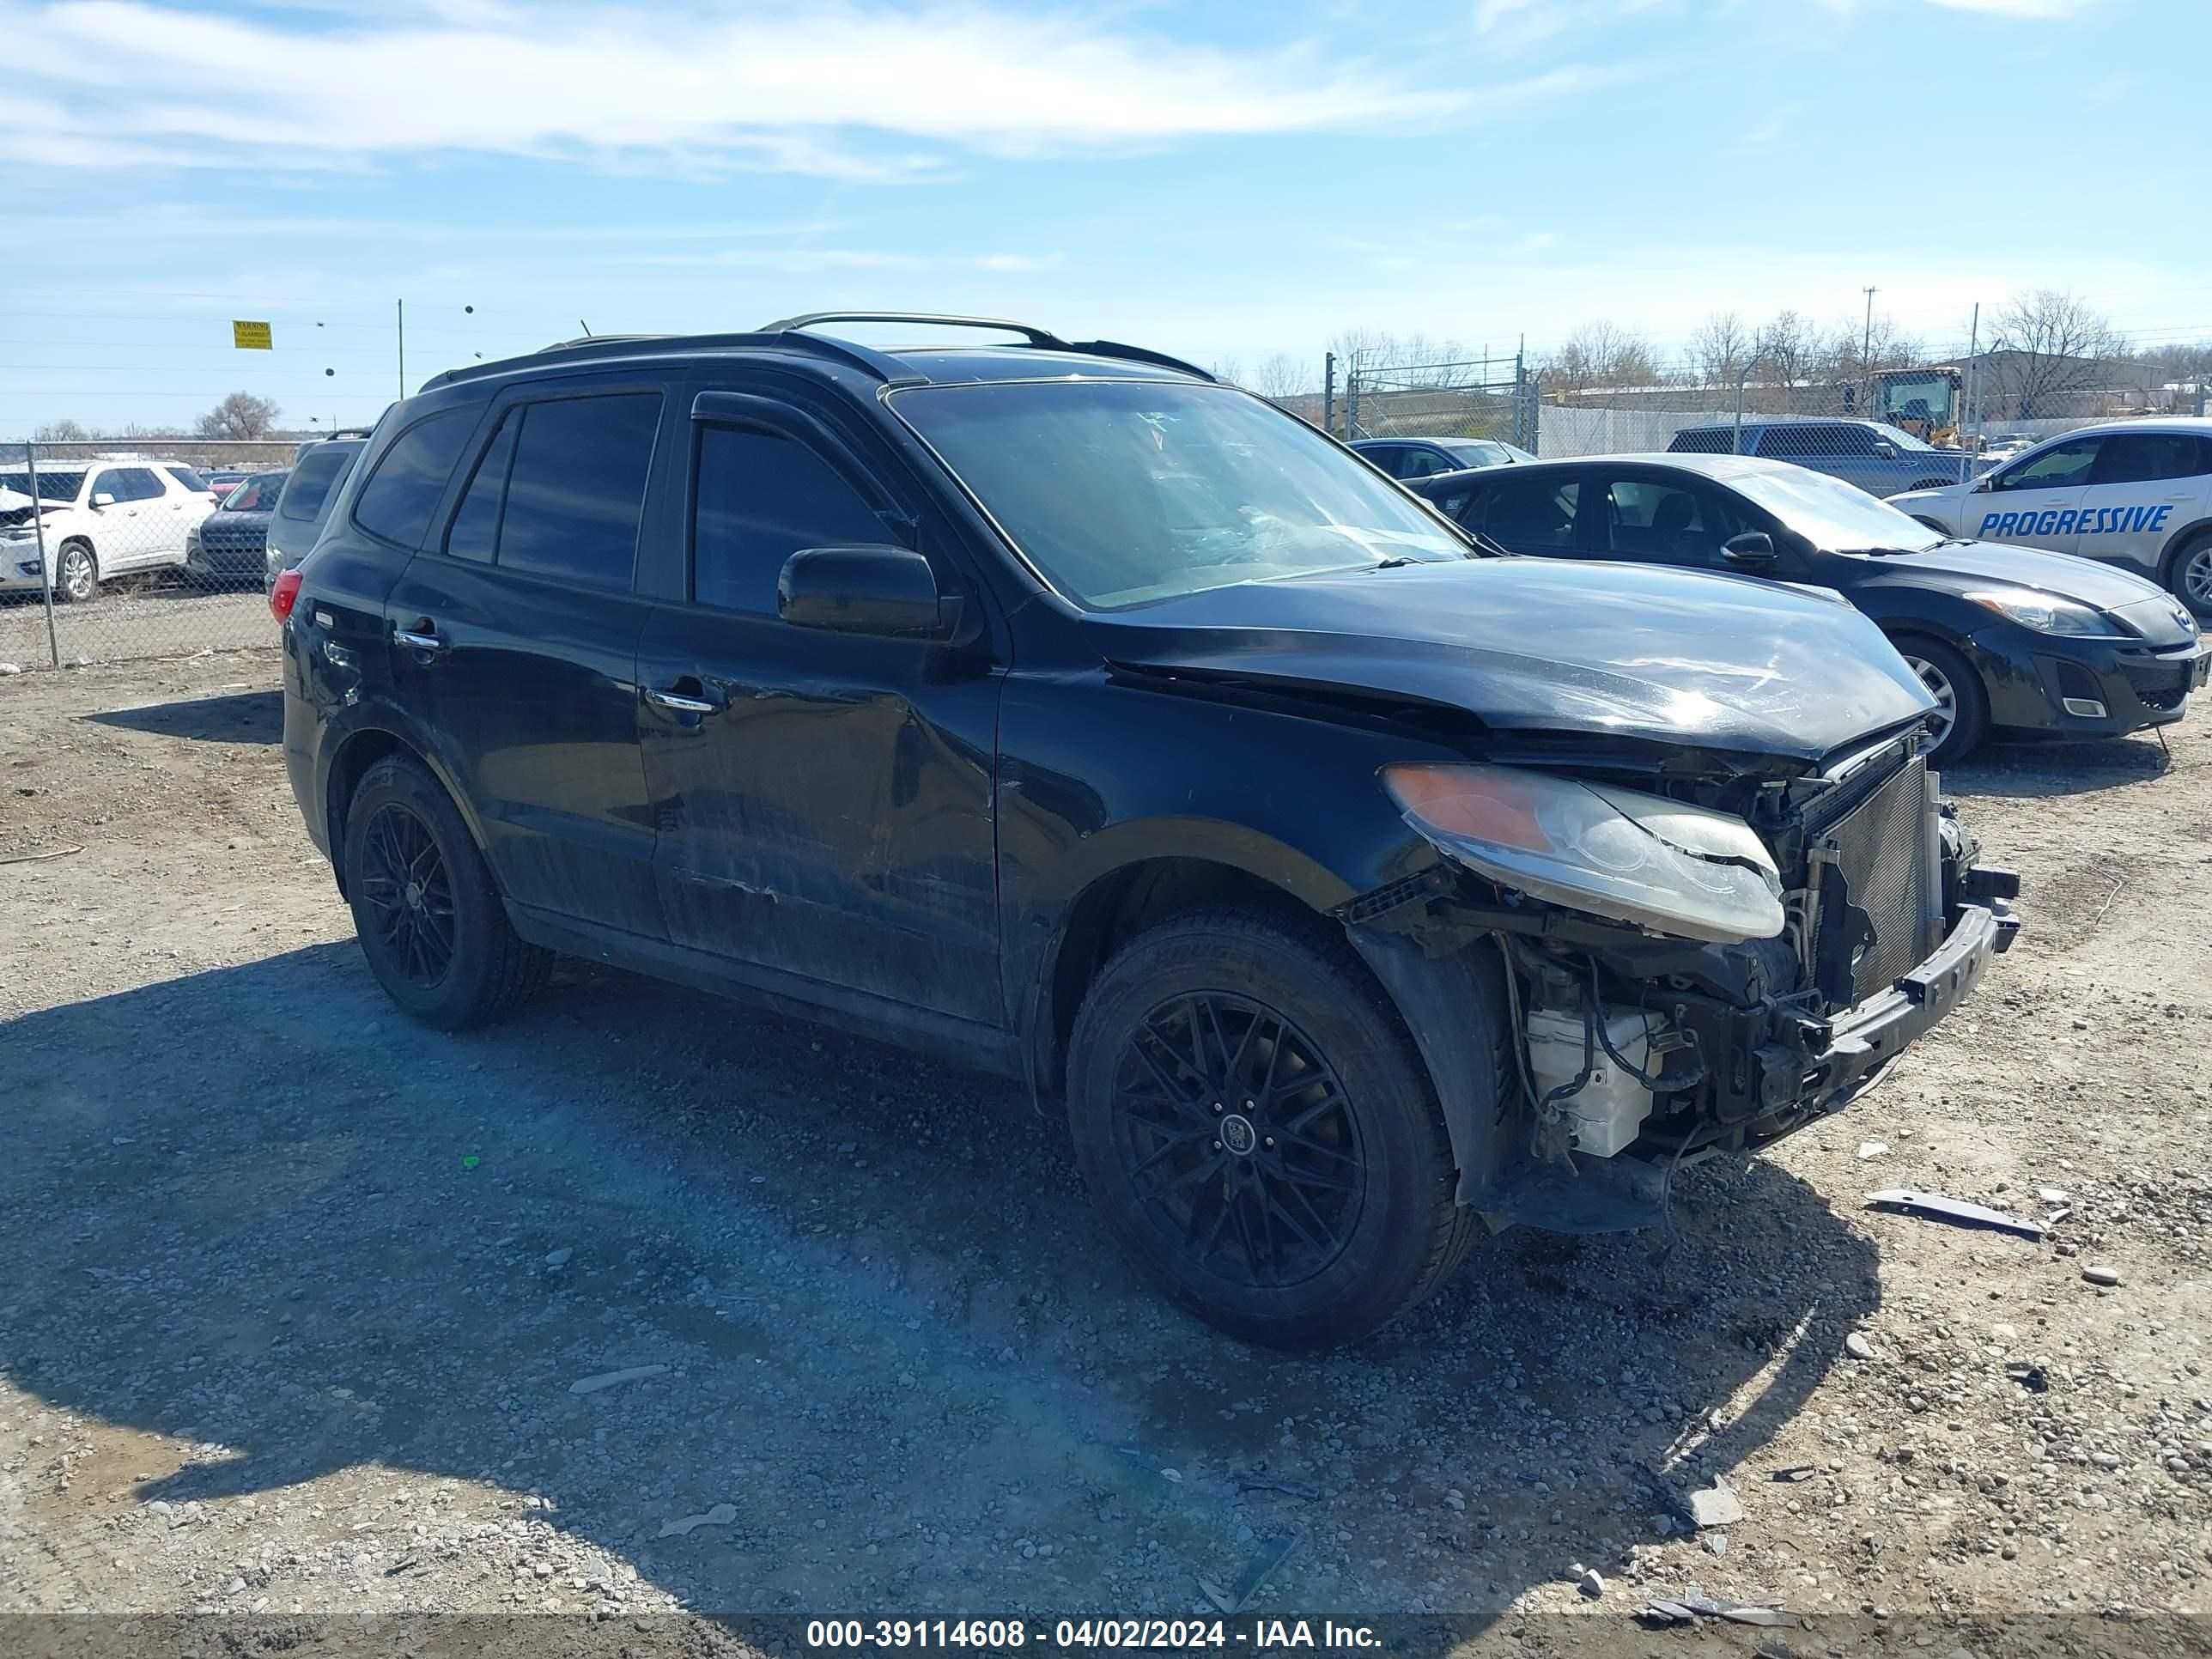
[394,623,446,652]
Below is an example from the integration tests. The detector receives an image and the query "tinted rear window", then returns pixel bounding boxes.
[163,465,210,492]
[352,414,477,547]
[280,444,359,522]
[1668,428,1733,454]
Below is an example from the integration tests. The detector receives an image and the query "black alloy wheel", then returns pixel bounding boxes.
[1109,992,1366,1291]
[355,802,457,989]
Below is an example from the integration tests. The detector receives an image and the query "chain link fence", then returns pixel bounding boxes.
[1333,351,1540,452]
[1,438,299,672]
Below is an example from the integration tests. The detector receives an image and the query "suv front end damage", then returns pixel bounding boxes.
[1343,732,2018,1234]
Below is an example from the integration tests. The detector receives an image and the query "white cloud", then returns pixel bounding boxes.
[0,0,1615,178]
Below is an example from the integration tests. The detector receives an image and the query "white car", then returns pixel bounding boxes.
[1888,418,2212,617]
[0,456,216,602]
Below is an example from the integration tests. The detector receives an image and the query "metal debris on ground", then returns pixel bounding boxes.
[1864,1188,2045,1238]
[657,1503,737,1538]
[1195,1528,1304,1616]
[1638,1592,1796,1630]
[0,844,84,866]
[568,1364,670,1395]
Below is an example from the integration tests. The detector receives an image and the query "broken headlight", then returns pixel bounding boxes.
[1382,763,1785,944]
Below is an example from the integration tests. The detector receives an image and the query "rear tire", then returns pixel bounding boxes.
[2166,531,2212,621]
[1065,908,1474,1350]
[340,754,550,1030]
[1893,635,1989,767]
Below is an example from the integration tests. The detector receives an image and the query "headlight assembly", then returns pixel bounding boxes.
[1382,763,1784,944]
[1963,589,2123,637]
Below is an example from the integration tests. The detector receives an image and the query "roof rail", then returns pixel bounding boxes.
[760,310,1072,349]
[420,328,915,391]
[764,313,1214,382]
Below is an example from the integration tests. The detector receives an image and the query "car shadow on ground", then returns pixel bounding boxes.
[81,689,280,744]
[1951,732,2172,799]
[3,944,1879,1632]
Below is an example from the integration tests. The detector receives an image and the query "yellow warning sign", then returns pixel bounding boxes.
[232,320,273,349]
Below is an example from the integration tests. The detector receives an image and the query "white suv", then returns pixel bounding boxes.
[0,456,216,602]
[1888,417,2212,617]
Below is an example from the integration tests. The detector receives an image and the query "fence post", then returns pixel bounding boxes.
[1322,352,1336,437]
[24,441,60,671]
[1346,355,1360,440]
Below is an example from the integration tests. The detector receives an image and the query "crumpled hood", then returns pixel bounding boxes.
[1097,556,1936,764]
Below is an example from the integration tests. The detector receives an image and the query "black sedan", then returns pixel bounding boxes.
[184,469,289,588]
[1409,452,2209,763]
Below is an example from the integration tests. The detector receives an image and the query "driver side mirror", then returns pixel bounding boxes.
[91,492,115,508]
[1721,532,1781,571]
[1872,441,1898,459]
[778,544,951,637]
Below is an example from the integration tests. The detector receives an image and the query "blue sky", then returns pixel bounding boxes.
[3,0,2204,435]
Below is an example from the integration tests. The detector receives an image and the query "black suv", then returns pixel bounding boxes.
[279,313,2018,1348]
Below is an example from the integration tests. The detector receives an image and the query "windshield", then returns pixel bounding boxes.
[1730,465,1943,553]
[1877,422,1939,452]
[0,469,88,504]
[1443,440,1509,467]
[892,380,1471,608]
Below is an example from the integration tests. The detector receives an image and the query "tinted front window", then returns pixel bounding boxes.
[1443,441,1510,468]
[494,393,661,591]
[692,426,884,615]
[2094,432,2212,486]
[279,444,356,521]
[1603,478,1742,562]
[892,381,1467,609]
[104,467,164,502]
[222,472,286,511]
[354,412,477,546]
[1993,437,2100,492]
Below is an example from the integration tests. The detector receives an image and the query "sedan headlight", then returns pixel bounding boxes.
[1963,589,2124,637]
[1382,763,1784,944]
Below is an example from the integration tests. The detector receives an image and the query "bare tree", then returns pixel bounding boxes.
[1249,352,1310,402]
[1545,319,1659,398]
[1208,356,1246,389]
[1753,310,1820,395]
[195,392,283,441]
[1689,311,1753,391]
[34,419,92,444]
[1991,289,2127,418]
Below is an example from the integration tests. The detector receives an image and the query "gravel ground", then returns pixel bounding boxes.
[0,583,270,675]
[3,650,2209,1655]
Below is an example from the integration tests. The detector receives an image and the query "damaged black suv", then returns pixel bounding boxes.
[278,313,2019,1348]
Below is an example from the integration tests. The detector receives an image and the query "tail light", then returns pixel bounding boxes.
[270,568,303,623]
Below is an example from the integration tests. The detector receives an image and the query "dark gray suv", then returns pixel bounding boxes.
[264,435,367,591]
[1668,418,1981,497]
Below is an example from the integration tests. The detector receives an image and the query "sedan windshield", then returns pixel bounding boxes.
[892,380,1470,608]
[1729,465,1944,554]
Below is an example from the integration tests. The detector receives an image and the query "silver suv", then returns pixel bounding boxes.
[264,436,366,591]
[1668,418,1984,497]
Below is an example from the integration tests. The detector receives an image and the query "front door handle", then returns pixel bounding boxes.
[647,685,720,715]
[394,623,446,652]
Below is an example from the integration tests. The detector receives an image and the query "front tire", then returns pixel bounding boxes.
[54,541,97,604]
[1894,635,1989,766]
[1066,908,1473,1349]
[2167,532,2212,621]
[340,755,549,1030]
